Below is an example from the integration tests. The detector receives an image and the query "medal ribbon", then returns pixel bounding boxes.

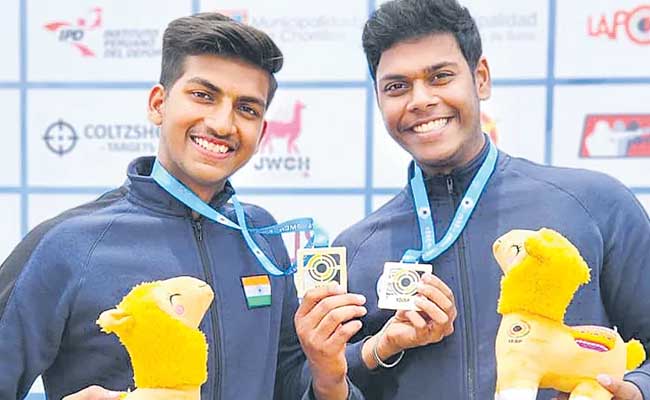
[151,159,328,276]
[401,140,498,264]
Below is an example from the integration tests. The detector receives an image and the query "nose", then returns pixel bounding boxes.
[406,80,439,113]
[205,100,236,137]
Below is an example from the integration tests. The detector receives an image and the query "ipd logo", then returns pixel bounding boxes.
[44,7,102,57]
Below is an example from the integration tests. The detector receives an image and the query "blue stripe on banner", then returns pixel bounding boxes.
[555,77,650,85]
[19,0,28,237]
[365,0,376,216]
[544,0,557,166]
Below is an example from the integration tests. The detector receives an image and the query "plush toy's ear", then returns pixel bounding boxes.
[97,308,133,334]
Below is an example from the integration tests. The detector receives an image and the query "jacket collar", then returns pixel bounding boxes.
[406,134,495,198]
[124,156,235,217]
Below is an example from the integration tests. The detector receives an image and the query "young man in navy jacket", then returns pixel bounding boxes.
[321,0,650,399]
[0,13,365,400]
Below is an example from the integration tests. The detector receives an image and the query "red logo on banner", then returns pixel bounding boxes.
[587,5,650,45]
[253,101,310,176]
[261,101,306,154]
[579,114,650,158]
[44,7,103,57]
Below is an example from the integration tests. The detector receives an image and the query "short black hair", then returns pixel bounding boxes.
[160,12,283,105]
[362,0,482,81]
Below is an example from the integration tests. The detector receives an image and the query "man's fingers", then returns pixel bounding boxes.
[597,374,643,398]
[413,296,449,326]
[295,284,346,318]
[62,385,123,400]
[327,320,363,347]
[420,273,454,302]
[314,304,367,339]
[403,309,428,329]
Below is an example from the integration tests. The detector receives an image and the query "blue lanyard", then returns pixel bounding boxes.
[401,141,498,264]
[151,159,328,276]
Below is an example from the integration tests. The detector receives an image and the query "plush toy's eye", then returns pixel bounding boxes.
[511,244,522,255]
[169,293,181,304]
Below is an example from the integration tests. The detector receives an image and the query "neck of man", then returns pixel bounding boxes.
[419,133,486,177]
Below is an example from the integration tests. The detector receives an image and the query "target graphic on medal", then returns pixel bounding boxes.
[378,262,432,310]
[387,269,421,296]
[296,247,347,297]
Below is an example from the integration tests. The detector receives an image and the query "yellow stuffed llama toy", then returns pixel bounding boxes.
[97,276,214,400]
[492,228,646,400]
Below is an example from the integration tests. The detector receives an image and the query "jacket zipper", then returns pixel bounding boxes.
[447,176,476,400]
[192,218,221,400]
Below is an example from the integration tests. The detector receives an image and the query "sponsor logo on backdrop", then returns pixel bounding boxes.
[480,112,499,144]
[44,7,161,59]
[44,7,102,57]
[216,9,363,43]
[579,114,650,158]
[588,5,650,45]
[43,119,159,156]
[253,100,310,177]
[475,12,540,43]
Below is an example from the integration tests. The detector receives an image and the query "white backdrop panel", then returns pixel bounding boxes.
[481,86,546,164]
[233,88,366,188]
[465,0,549,79]
[28,0,191,81]
[552,84,650,187]
[201,0,368,81]
[28,89,157,187]
[555,1,650,78]
[0,90,21,186]
[0,0,19,81]
[0,195,21,263]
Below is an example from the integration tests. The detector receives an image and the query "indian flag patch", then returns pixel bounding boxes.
[241,275,272,309]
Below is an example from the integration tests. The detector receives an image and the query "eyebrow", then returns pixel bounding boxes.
[378,61,459,82]
[186,77,267,108]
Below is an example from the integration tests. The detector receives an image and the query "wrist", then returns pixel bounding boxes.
[311,374,348,400]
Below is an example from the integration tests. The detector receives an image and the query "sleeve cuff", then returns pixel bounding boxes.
[624,370,650,400]
[302,377,365,400]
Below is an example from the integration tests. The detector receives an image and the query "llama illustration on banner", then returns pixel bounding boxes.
[44,7,103,57]
[580,115,650,158]
[261,101,305,154]
[253,100,310,177]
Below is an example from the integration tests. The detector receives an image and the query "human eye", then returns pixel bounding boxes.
[383,81,408,94]
[191,90,213,102]
[238,103,261,118]
[430,72,454,84]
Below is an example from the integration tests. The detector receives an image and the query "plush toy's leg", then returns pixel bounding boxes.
[569,380,613,400]
[495,388,539,400]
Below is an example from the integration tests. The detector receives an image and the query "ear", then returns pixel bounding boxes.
[147,84,166,126]
[474,56,491,101]
[97,308,133,334]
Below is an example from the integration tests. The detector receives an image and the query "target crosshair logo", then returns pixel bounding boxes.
[43,119,79,156]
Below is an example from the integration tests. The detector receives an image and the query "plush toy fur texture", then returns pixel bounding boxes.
[97,276,214,400]
[493,228,645,400]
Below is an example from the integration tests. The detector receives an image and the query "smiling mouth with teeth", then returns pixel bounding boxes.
[412,117,450,133]
[191,136,232,154]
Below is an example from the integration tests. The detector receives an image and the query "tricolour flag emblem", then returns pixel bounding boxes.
[241,275,272,309]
